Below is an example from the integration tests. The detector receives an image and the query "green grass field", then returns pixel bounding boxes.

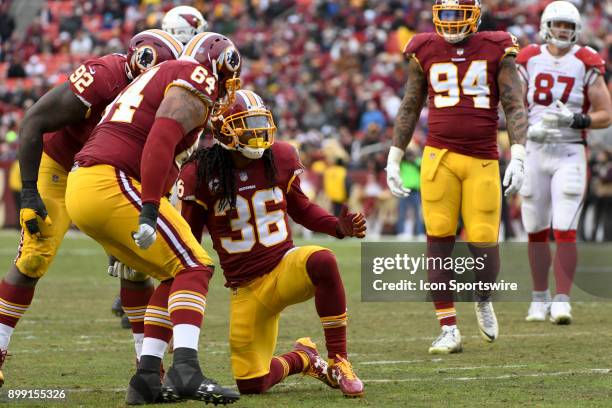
[1,230,611,407]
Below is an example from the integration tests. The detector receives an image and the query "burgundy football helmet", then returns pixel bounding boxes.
[433,0,482,43]
[126,29,183,78]
[182,32,242,116]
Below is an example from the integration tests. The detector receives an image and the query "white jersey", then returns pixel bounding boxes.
[516,44,605,143]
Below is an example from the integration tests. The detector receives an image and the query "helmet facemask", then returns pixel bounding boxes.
[217,109,276,159]
[545,20,578,49]
[433,4,481,44]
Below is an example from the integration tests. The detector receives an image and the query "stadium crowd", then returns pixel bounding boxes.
[0,0,610,239]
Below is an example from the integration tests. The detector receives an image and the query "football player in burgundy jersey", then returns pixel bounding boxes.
[65,32,241,405]
[517,1,611,324]
[0,30,181,388]
[178,90,366,397]
[386,0,527,353]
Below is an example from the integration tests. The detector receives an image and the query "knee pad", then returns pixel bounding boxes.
[467,223,497,244]
[473,178,500,212]
[16,254,50,279]
[231,351,265,384]
[559,165,585,196]
[426,213,454,237]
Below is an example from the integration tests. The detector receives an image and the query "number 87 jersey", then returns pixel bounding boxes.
[516,43,605,143]
[404,31,519,159]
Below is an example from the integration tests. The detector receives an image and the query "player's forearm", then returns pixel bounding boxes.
[287,184,340,238]
[588,110,612,129]
[498,57,527,145]
[392,58,427,150]
[18,118,45,185]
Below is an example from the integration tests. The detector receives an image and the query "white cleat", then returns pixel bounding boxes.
[526,301,551,322]
[474,301,498,342]
[428,325,462,354]
[550,300,572,325]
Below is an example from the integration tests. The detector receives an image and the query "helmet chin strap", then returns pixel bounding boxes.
[549,37,573,49]
[236,145,265,159]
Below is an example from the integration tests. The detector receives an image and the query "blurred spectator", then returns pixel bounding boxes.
[70,30,94,56]
[0,2,15,44]
[359,100,387,132]
[396,148,424,238]
[6,55,25,78]
[25,55,46,77]
[323,157,350,217]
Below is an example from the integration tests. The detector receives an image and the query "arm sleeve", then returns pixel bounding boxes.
[286,176,341,238]
[140,117,185,206]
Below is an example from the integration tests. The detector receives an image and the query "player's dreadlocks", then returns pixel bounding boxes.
[190,143,277,211]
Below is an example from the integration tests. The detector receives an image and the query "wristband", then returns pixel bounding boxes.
[570,113,591,129]
[139,202,159,228]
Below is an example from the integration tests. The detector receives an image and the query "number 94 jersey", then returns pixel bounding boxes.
[178,142,304,285]
[516,44,605,143]
[404,31,519,159]
[76,58,218,184]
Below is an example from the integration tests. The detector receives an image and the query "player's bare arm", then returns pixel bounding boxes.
[156,85,209,132]
[392,57,428,150]
[586,75,612,129]
[18,83,89,237]
[498,56,527,146]
[387,57,427,198]
[19,83,88,186]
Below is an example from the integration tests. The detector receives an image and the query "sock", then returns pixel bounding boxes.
[168,267,213,351]
[469,243,500,300]
[427,236,456,327]
[133,333,144,360]
[235,355,304,394]
[553,230,577,296]
[528,229,551,291]
[532,290,551,302]
[143,280,173,358]
[121,286,154,335]
[0,279,35,349]
[306,250,347,359]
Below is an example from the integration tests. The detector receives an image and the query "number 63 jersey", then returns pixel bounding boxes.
[516,44,605,143]
[76,58,217,187]
[404,31,519,159]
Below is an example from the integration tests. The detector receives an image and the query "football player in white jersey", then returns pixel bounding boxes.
[516,1,611,324]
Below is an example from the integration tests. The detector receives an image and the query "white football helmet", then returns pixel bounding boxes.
[162,6,208,45]
[540,1,581,49]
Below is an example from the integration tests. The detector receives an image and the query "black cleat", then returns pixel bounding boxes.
[125,370,162,405]
[161,363,240,405]
[121,315,131,329]
[111,296,124,317]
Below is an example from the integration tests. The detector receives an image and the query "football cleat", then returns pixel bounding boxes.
[121,315,131,329]
[111,296,124,317]
[475,301,498,342]
[161,362,240,405]
[328,355,364,398]
[126,370,162,405]
[429,325,462,354]
[293,337,335,388]
[0,348,8,387]
[526,301,551,322]
[550,297,572,325]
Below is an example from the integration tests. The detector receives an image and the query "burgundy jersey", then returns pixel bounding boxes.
[76,58,218,187]
[404,31,519,159]
[178,142,306,285]
[43,54,129,171]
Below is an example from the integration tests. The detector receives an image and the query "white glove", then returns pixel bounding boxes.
[108,256,148,281]
[386,146,411,198]
[503,144,526,197]
[132,223,156,249]
[527,121,562,143]
[542,100,574,128]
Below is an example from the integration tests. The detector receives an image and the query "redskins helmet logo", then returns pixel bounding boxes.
[223,47,241,72]
[134,45,157,71]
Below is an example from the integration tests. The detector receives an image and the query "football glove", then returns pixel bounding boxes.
[502,144,526,197]
[527,121,562,143]
[543,100,591,129]
[132,203,158,250]
[107,256,149,281]
[336,205,367,238]
[20,186,52,239]
[386,146,411,198]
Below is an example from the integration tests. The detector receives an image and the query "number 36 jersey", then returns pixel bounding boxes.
[516,44,605,143]
[178,142,307,285]
[76,57,218,186]
[404,32,519,159]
